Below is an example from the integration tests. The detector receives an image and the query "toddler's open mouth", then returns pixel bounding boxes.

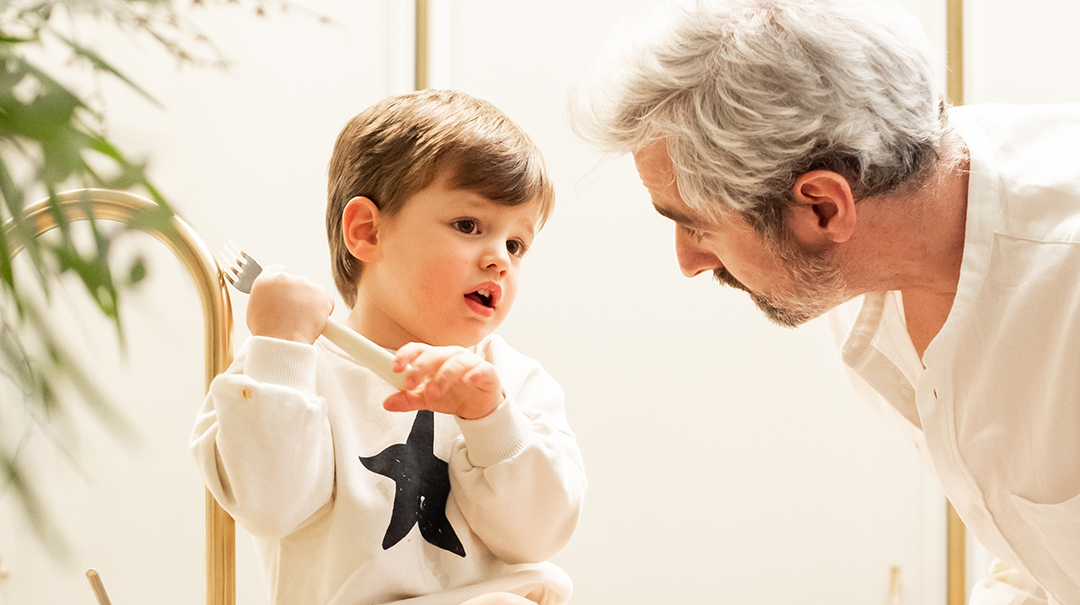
[466,289,495,309]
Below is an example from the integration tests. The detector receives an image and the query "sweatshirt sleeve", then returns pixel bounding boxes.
[190,336,335,538]
[969,559,1052,605]
[447,337,587,564]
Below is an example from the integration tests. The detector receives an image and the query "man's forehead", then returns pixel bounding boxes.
[633,142,677,201]
[633,141,713,230]
[633,140,675,182]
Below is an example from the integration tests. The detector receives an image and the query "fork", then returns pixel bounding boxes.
[219,242,405,389]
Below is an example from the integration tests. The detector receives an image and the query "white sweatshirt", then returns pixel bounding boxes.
[191,333,586,605]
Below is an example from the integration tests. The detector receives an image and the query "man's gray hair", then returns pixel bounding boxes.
[569,0,948,241]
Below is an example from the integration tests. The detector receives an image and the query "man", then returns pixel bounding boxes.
[570,1,1080,604]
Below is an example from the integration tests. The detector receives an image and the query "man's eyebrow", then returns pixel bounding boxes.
[652,204,705,229]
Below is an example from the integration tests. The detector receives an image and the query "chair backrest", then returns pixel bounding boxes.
[15,188,237,605]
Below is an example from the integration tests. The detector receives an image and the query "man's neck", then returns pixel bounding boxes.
[848,145,971,358]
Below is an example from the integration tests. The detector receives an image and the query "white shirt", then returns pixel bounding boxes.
[830,104,1080,605]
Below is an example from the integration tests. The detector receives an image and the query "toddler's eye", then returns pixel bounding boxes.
[506,239,528,257]
[453,219,479,234]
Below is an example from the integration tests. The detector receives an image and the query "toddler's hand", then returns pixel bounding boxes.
[383,343,503,420]
[246,265,334,344]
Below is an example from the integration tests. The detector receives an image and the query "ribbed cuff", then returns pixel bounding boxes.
[243,336,319,396]
[455,398,534,467]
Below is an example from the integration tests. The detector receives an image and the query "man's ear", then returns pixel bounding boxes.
[787,170,857,245]
[342,196,381,262]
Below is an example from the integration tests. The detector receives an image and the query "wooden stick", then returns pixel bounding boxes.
[86,569,113,605]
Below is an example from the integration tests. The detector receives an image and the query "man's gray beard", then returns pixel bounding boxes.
[713,243,850,328]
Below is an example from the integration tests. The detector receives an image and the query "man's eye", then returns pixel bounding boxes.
[506,239,528,257]
[453,219,478,234]
[680,224,705,242]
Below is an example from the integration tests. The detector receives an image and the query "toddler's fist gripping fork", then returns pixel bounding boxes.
[219,241,406,389]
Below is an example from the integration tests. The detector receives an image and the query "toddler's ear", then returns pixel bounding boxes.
[342,197,381,262]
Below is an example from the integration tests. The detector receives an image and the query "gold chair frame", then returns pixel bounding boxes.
[11,188,236,605]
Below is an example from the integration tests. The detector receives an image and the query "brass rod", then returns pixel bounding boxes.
[945,0,966,602]
[941,0,967,600]
[414,0,429,90]
[947,502,967,605]
[85,569,113,605]
[947,0,964,106]
[8,188,236,605]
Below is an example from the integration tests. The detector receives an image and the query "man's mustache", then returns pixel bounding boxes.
[713,267,750,293]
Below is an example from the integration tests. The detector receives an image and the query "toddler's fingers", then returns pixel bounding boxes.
[401,345,469,381]
[383,390,422,413]
[395,342,429,362]
[251,264,291,285]
[425,354,475,398]
[393,342,430,373]
[461,364,500,393]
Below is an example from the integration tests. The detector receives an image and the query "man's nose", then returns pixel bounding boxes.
[674,230,721,278]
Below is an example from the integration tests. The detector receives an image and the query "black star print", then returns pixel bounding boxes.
[359,410,466,557]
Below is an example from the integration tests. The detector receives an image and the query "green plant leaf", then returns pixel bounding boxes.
[50,30,163,108]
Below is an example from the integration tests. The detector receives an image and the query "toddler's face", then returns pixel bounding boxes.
[359,173,541,348]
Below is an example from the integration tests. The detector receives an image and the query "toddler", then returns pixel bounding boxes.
[191,89,586,605]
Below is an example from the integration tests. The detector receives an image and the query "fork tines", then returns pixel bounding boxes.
[218,240,261,294]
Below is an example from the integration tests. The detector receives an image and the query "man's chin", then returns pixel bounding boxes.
[753,296,827,328]
[714,272,822,328]
[712,261,848,328]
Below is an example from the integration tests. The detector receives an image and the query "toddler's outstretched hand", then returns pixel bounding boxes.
[383,343,503,420]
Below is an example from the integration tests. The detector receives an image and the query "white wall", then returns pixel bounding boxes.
[959,0,1080,595]
[965,0,1080,106]
[0,1,1014,604]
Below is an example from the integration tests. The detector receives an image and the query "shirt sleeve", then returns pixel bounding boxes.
[190,336,335,538]
[446,339,587,564]
[969,559,1051,605]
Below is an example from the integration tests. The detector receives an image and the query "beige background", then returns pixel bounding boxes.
[1,1,1076,603]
